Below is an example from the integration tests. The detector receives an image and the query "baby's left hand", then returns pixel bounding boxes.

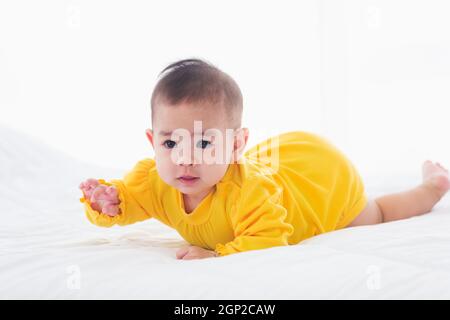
[176,245,218,260]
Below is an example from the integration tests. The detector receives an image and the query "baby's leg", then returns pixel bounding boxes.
[347,161,450,227]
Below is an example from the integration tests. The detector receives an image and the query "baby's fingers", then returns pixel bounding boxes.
[102,203,120,217]
[104,186,119,201]
[90,185,108,202]
[91,185,119,204]
[176,246,192,259]
[80,178,99,189]
[79,179,100,198]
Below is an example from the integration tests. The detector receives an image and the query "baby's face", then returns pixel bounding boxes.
[146,103,248,197]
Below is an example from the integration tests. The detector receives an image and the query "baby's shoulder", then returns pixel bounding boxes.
[240,173,283,198]
[123,158,157,186]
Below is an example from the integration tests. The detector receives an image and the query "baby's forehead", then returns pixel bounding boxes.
[153,102,238,137]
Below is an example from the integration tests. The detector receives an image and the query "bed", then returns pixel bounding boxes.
[1,125,450,299]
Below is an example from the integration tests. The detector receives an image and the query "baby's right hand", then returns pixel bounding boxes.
[79,178,121,217]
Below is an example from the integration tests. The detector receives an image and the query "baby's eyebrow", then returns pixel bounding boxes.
[159,130,173,136]
[158,130,211,137]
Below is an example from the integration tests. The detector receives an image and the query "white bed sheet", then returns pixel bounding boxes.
[1,125,450,299]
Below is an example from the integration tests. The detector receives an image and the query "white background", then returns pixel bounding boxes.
[1,0,449,180]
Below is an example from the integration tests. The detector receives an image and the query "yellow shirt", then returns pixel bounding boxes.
[80,131,367,256]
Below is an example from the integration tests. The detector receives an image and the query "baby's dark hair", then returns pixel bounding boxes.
[150,58,243,129]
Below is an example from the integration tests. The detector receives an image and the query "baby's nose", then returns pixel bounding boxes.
[175,153,203,166]
[177,158,194,166]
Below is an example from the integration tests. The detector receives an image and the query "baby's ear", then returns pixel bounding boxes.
[232,127,249,162]
[145,129,154,148]
[241,127,249,145]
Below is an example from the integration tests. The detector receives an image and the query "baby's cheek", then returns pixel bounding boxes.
[204,165,228,184]
[156,161,177,179]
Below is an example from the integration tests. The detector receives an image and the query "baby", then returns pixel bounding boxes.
[79,58,450,260]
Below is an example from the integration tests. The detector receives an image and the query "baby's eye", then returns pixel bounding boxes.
[163,140,177,149]
[196,140,212,149]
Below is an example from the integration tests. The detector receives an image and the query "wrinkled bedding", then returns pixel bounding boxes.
[1,125,449,299]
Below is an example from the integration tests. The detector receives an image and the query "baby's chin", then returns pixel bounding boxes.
[176,179,201,191]
[174,178,216,195]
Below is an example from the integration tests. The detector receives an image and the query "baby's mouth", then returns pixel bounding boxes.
[177,175,200,184]
[178,175,198,180]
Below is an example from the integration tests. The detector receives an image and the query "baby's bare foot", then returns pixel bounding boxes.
[422,160,450,200]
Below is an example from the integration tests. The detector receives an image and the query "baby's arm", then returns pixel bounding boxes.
[214,176,294,257]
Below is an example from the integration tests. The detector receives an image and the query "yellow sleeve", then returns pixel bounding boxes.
[214,175,294,256]
[79,159,154,227]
